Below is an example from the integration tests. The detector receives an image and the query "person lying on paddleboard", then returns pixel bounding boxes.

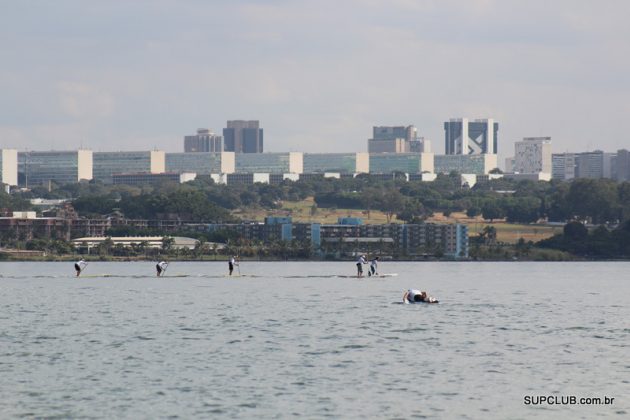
[368,256,379,276]
[228,256,238,276]
[156,261,168,277]
[403,289,439,304]
[356,254,367,278]
[74,258,86,277]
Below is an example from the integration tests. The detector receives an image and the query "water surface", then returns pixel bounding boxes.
[0,262,628,418]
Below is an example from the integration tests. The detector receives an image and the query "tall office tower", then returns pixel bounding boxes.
[444,118,499,155]
[574,151,607,179]
[184,129,223,152]
[552,153,576,180]
[368,125,419,153]
[223,120,264,153]
[615,149,630,181]
[513,137,552,174]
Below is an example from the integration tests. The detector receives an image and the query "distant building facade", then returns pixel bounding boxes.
[552,153,576,180]
[18,150,93,187]
[513,137,552,174]
[434,154,498,175]
[223,120,263,153]
[444,118,498,155]
[369,153,434,174]
[112,172,196,186]
[166,152,235,175]
[303,153,369,174]
[93,151,165,184]
[184,129,223,153]
[574,151,615,179]
[234,152,303,173]
[615,149,630,181]
[367,125,430,153]
[0,149,18,186]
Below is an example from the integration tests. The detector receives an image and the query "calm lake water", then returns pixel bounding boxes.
[0,261,628,419]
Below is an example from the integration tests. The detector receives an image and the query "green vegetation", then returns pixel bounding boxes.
[4,175,630,260]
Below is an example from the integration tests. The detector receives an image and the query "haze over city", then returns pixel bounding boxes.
[1,0,629,160]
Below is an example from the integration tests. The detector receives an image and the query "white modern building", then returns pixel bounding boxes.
[512,137,552,175]
[0,149,18,186]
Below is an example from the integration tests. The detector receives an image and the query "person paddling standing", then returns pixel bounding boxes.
[228,256,238,276]
[356,254,367,278]
[74,258,86,277]
[368,256,379,276]
[156,261,168,277]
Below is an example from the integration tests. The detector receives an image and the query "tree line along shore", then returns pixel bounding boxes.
[2,173,630,261]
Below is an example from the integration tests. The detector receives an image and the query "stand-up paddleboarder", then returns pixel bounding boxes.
[229,256,239,276]
[156,261,168,277]
[74,258,87,277]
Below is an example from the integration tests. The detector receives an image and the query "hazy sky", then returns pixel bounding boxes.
[1,0,629,161]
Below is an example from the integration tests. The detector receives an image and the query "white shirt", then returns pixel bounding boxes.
[229,257,236,265]
[407,289,422,300]
[356,256,366,264]
[76,260,87,269]
[157,261,168,270]
[370,259,378,268]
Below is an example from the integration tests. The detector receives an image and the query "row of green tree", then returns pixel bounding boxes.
[5,173,630,227]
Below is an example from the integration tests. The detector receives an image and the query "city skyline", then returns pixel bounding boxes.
[1,1,629,161]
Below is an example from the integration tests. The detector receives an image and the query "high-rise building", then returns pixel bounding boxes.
[223,120,263,153]
[368,125,429,153]
[184,129,223,153]
[552,153,576,181]
[373,126,416,142]
[444,118,498,155]
[615,149,630,181]
[513,137,552,174]
[574,151,615,179]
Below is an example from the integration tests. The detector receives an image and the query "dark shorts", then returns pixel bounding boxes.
[156,264,162,273]
[75,263,81,271]
[356,263,363,272]
[229,263,234,270]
